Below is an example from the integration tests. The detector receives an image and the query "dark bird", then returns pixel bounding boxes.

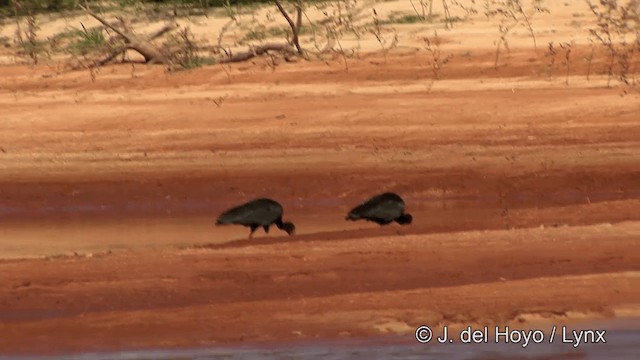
[216,198,295,239]
[346,192,413,226]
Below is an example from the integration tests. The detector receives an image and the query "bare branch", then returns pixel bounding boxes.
[274,0,304,55]
[80,4,130,41]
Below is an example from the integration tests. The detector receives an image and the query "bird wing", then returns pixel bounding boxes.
[365,200,403,219]
[217,201,281,225]
[349,197,404,220]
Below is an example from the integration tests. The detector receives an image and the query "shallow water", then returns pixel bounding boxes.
[3,327,638,360]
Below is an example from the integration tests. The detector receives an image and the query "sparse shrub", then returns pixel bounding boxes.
[323,19,350,71]
[311,0,367,71]
[440,0,453,28]
[484,0,549,69]
[167,26,214,70]
[406,0,463,27]
[68,25,107,55]
[386,12,424,24]
[544,41,557,80]
[452,0,479,19]
[408,0,429,21]
[0,36,11,48]
[370,8,398,64]
[423,30,451,90]
[585,0,640,87]
[584,42,595,81]
[559,41,573,85]
[545,40,574,84]
[13,10,49,64]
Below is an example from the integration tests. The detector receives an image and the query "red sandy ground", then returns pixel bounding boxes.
[0,47,639,355]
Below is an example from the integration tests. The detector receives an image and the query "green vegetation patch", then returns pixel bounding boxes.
[67,27,107,55]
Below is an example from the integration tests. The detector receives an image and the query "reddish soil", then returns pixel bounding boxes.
[0,47,639,355]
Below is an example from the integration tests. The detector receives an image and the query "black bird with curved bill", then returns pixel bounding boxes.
[346,192,413,226]
[216,198,296,239]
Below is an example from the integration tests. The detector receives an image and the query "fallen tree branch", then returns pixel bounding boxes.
[219,42,295,63]
[95,45,128,67]
[150,23,179,40]
[79,4,173,64]
[80,5,128,40]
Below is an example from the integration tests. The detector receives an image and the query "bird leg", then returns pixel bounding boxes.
[249,224,259,239]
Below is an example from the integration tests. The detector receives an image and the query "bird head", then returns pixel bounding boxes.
[397,213,413,225]
[281,221,296,236]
